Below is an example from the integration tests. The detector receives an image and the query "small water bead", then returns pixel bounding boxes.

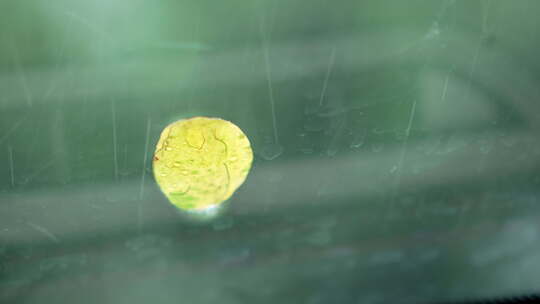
[501,136,517,147]
[350,139,364,149]
[304,117,325,132]
[479,140,493,154]
[371,142,384,153]
[299,147,314,154]
[350,129,366,149]
[394,130,408,141]
[260,142,284,161]
[326,147,339,157]
[372,128,384,134]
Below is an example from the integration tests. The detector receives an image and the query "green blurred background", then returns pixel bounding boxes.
[1,0,540,303]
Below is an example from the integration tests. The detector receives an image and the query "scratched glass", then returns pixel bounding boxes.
[1,1,540,304]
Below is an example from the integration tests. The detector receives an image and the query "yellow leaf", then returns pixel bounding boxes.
[153,117,253,211]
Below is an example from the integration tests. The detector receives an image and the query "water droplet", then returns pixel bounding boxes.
[265,171,283,183]
[213,217,234,231]
[299,147,314,154]
[395,130,407,141]
[372,128,384,134]
[230,156,238,162]
[173,161,182,167]
[501,136,517,147]
[350,140,364,149]
[316,183,331,197]
[479,139,493,154]
[317,106,345,117]
[350,131,366,149]
[480,144,492,154]
[304,103,320,115]
[160,172,168,177]
[307,229,331,246]
[371,143,383,153]
[181,169,189,175]
[165,147,173,151]
[260,143,284,160]
[326,147,338,157]
[304,117,325,132]
[426,21,440,39]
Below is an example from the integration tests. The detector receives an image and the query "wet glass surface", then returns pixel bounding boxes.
[1,1,540,303]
